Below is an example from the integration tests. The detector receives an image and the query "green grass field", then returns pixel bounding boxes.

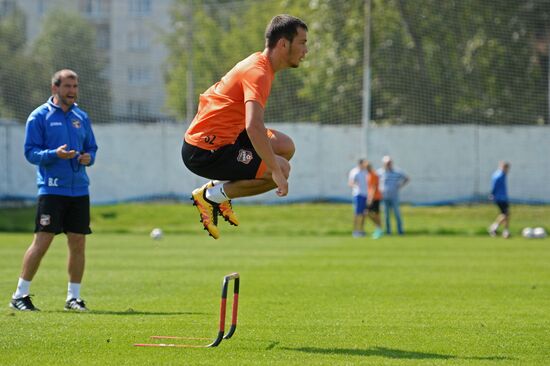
[0,203,549,365]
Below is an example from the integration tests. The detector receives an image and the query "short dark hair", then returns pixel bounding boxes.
[52,69,78,87]
[265,14,308,49]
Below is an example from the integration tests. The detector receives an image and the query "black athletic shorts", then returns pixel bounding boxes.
[367,199,381,213]
[35,194,91,235]
[181,131,265,181]
[496,200,509,215]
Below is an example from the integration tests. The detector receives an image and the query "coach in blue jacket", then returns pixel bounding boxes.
[10,69,98,312]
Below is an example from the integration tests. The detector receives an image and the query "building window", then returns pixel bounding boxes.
[37,0,46,15]
[96,26,110,49]
[127,31,149,51]
[127,100,149,115]
[129,0,151,16]
[81,0,110,17]
[0,0,15,17]
[128,66,151,85]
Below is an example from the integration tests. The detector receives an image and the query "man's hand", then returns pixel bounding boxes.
[56,144,76,159]
[245,101,289,197]
[77,153,92,166]
[272,170,288,197]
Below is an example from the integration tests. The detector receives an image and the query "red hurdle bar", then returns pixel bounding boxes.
[134,272,240,348]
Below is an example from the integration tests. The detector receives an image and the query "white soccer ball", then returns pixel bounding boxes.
[150,228,163,240]
[522,227,534,238]
[533,227,547,239]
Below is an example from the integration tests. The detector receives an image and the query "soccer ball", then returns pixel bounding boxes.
[150,228,163,240]
[533,227,547,239]
[521,227,534,238]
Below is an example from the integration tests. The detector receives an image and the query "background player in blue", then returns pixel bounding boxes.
[348,159,369,238]
[9,69,98,311]
[488,161,511,239]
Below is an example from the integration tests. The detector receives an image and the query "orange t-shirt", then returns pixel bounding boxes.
[185,52,275,150]
[368,172,383,200]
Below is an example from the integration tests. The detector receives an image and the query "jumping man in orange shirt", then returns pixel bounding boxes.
[182,14,308,239]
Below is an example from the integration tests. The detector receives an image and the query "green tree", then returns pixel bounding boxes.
[296,0,365,124]
[165,0,316,122]
[0,8,42,122]
[165,0,549,126]
[165,1,233,121]
[371,0,547,124]
[32,10,111,123]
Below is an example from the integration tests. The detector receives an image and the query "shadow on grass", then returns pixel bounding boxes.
[284,346,512,361]
[266,341,280,350]
[47,309,207,316]
[393,228,490,236]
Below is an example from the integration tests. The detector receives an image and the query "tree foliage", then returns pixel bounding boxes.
[165,0,318,123]
[0,8,42,122]
[0,8,110,124]
[3,1,549,125]
[373,0,548,124]
[32,10,111,123]
[165,0,550,125]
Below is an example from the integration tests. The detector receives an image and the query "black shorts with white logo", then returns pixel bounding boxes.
[35,194,91,235]
[182,131,264,181]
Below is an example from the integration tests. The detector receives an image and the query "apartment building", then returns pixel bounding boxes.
[7,0,173,121]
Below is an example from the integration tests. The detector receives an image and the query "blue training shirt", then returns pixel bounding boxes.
[491,169,508,202]
[24,97,98,196]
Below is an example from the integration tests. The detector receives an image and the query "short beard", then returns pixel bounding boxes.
[287,46,300,69]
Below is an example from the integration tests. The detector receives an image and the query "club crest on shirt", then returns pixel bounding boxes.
[40,214,51,226]
[237,149,253,165]
[72,119,81,128]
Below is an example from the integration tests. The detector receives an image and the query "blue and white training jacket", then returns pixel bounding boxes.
[24,97,98,197]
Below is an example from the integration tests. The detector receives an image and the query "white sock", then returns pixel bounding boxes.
[13,278,31,299]
[211,180,228,186]
[206,184,229,203]
[490,223,498,231]
[67,282,81,300]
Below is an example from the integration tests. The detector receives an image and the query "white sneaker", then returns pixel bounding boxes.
[352,231,366,238]
[65,298,88,311]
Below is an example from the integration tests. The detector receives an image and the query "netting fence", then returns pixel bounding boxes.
[1,0,550,126]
